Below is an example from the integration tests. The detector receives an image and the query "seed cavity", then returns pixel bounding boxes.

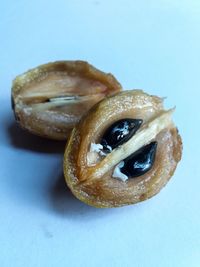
[90,118,157,180]
[29,95,101,112]
[49,95,80,102]
[86,109,173,183]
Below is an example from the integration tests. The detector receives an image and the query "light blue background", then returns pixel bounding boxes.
[0,1,199,267]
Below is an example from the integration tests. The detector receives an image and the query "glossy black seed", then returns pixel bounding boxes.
[11,96,20,122]
[121,142,157,178]
[101,118,143,152]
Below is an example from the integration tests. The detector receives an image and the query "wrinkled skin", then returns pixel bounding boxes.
[12,61,122,140]
[64,90,182,208]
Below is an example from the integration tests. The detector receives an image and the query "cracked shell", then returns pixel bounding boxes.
[11,60,122,140]
[63,90,182,208]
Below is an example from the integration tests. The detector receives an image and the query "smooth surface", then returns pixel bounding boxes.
[0,1,199,266]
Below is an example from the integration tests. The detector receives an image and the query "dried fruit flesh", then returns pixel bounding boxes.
[64,90,182,208]
[12,61,122,140]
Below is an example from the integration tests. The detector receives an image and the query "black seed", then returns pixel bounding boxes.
[11,95,15,110]
[121,142,158,178]
[101,118,143,152]
[11,96,20,122]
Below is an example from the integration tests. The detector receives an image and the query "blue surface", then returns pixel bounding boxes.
[0,1,200,266]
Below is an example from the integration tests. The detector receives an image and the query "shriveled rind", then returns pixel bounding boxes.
[12,60,122,140]
[64,90,182,208]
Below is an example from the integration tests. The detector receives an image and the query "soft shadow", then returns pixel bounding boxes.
[7,121,66,154]
[6,118,108,218]
[5,117,126,219]
[50,173,112,219]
